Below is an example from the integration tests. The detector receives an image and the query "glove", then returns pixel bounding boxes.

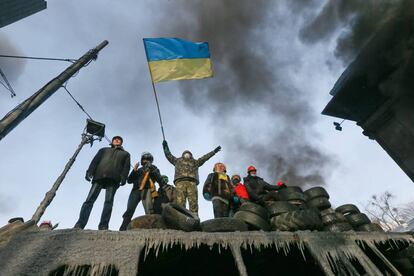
[277,181,287,189]
[162,140,168,149]
[120,178,126,186]
[233,196,240,204]
[214,146,221,153]
[203,192,212,201]
[85,172,93,182]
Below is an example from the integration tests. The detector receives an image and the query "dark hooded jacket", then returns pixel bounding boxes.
[127,163,167,190]
[87,146,130,185]
[203,173,234,200]
[163,146,216,185]
[243,175,280,202]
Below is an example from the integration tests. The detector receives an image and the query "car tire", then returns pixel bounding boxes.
[201,218,248,232]
[306,197,331,210]
[128,214,167,230]
[271,209,323,231]
[162,203,200,232]
[233,210,270,231]
[346,213,371,228]
[265,201,299,218]
[356,223,384,232]
[304,187,330,201]
[336,204,360,216]
[239,202,269,220]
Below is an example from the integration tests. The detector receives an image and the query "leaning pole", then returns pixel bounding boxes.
[31,133,93,224]
[0,40,109,141]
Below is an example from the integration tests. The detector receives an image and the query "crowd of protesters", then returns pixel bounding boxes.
[72,136,287,230]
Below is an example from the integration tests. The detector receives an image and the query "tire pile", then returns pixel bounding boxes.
[127,186,384,233]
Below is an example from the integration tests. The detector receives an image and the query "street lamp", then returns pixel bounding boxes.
[31,119,105,224]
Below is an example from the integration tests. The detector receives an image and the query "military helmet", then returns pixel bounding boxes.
[141,152,154,163]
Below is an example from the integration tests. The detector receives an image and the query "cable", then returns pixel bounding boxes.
[62,85,93,120]
[62,84,111,144]
[0,67,16,97]
[62,84,135,169]
[0,54,76,63]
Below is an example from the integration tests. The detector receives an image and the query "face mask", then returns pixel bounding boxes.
[250,172,257,177]
[232,179,239,185]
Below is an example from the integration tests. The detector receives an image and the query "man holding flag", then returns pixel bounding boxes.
[143,37,220,217]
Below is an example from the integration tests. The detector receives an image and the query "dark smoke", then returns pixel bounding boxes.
[156,0,333,187]
[0,32,26,89]
[300,0,403,64]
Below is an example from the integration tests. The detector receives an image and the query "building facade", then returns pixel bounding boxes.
[0,0,47,28]
[323,2,414,182]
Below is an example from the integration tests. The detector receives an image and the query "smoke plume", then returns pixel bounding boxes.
[300,0,404,64]
[156,0,333,187]
[0,32,26,92]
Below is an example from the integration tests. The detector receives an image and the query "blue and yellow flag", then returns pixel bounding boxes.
[143,38,213,83]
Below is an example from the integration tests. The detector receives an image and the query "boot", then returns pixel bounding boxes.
[98,225,108,230]
[119,218,130,231]
[191,212,199,220]
[73,223,83,229]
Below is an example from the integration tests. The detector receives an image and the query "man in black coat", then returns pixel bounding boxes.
[119,152,167,231]
[74,136,130,230]
[244,165,285,205]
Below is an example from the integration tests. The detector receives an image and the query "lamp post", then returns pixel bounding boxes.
[31,119,105,224]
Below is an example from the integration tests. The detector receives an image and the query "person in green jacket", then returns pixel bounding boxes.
[162,140,221,217]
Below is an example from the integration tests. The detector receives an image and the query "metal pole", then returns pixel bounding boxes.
[151,81,166,140]
[31,134,91,223]
[0,40,109,141]
[143,39,166,140]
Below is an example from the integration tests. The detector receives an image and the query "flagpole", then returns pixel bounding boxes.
[143,38,166,140]
[150,80,166,140]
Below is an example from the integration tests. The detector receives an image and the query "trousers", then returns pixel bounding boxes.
[76,180,118,229]
[122,188,154,220]
[175,180,198,214]
[212,197,230,218]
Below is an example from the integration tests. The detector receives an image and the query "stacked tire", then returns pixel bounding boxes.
[267,187,323,231]
[335,204,383,232]
[304,187,352,232]
[277,186,307,209]
[233,202,271,231]
[161,203,201,231]
[128,214,167,230]
[200,217,248,232]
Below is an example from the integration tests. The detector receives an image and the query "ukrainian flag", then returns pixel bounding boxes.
[143,38,213,83]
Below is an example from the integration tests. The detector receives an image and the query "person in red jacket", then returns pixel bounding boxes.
[230,174,249,214]
[232,175,249,201]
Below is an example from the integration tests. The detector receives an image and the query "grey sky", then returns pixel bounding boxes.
[0,0,413,230]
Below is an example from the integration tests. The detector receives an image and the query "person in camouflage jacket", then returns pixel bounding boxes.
[162,140,221,216]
